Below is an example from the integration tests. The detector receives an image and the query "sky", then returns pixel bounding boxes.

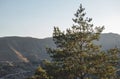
[0,0,120,38]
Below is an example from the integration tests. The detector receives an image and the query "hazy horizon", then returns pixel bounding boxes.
[0,0,120,38]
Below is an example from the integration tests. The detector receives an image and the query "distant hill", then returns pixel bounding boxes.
[0,37,55,63]
[1,33,120,79]
[98,33,120,50]
[0,33,120,63]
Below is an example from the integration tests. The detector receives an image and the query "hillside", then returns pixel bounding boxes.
[0,33,120,63]
[0,36,55,63]
[0,33,120,79]
[0,33,120,62]
[0,37,55,78]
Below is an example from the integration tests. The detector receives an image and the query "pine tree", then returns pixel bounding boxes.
[28,66,49,79]
[47,4,119,79]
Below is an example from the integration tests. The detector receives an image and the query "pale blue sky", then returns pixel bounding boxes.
[0,0,120,38]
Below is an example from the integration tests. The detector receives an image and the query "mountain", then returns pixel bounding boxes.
[0,33,120,79]
[0,37,55,78]
[0,33,120,63]
[98,33,120,50]
[0,36,55,63]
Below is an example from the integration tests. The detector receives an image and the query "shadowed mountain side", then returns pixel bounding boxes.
[0,37,55,62]
[95,33,120,50]
[0,33,120,62]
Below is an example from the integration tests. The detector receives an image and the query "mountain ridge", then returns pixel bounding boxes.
[0,33,120,79]
[0,36,55,62]
[0,33,120,62]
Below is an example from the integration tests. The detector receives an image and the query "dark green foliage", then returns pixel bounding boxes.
[46,4,120,79]
[28,66,49,79]
[28,4,120,79]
